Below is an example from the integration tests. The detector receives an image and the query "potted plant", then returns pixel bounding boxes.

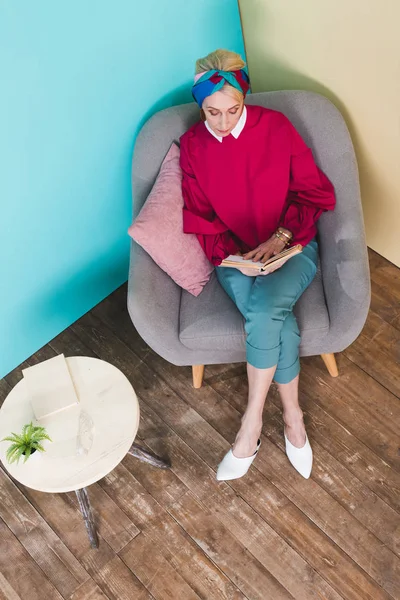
[2,421,52,464]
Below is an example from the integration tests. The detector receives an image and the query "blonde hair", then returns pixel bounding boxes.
[195,49,246,104]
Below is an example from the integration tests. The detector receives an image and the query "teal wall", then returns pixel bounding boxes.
[0,1,245,378]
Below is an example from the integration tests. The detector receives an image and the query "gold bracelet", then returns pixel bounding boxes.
[275,232,290,245]
[277,228,292,241]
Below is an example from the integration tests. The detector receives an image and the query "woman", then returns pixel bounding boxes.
[179,49,335,481]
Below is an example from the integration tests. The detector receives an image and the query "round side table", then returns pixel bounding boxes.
[0,356,170,547]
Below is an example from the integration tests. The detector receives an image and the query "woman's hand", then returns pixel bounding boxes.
[233,240,289,276]
[231,250,259,276]
[242,234,286,263]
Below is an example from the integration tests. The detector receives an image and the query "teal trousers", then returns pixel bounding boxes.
[215,239,319,384]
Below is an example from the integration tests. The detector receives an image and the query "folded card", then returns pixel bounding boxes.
[22,354,79,421]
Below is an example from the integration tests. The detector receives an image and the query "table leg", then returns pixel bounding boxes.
[127,442,171,469]
[75,487,99,548]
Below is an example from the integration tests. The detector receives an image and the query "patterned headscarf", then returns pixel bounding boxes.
[191,69,250,107]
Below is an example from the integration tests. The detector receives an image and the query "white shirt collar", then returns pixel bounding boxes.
[205,105,247,143]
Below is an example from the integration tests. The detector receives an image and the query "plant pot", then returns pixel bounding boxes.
[22,447,36,456]
[21,447,41,464]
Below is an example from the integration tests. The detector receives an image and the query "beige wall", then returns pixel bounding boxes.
[239,0,400,266]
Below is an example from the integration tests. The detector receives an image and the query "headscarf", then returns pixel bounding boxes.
[191,69,250,107]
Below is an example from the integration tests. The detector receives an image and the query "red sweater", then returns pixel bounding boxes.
[179,104,336,265]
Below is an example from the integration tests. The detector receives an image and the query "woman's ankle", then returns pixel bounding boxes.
[233,420,262,457]
[241,406,263,423]
[283,407,304,428]
[236,412,263,439]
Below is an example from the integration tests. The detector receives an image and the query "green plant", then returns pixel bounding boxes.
[2,422,52,465]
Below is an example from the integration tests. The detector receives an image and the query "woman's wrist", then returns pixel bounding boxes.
[274,232,287,245]
[275,227,293,246]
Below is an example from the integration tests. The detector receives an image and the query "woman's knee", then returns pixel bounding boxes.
[244,311,283,348]
[246,300,291,330]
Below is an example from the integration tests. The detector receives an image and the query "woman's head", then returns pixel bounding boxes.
[193,49,249,138]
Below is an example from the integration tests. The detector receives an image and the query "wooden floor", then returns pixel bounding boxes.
[1,248,400,600]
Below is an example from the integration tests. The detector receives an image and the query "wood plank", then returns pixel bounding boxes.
[168,489,296,600]
[15,484,115,577]
[0,378,11,408]
[322,338,400,436]
[16,484,154,599]
[227,470,395,600]
[368,249,400,333]
[1,474,147,600]
[74,305,392,600]
[0,469,88,598]
[344,312,400,399]
[119,532,203,600]
[305,395,400,513]
[3,359,29,389]
[0,572,22,600]
[351,310,399,351]
[370,279,400,329]
[123,438,187,510]
[66,483,140,554]
[90,555,153,600]
[124,401,341,600]
[369,252,400,298]
[0,520,63,600]
[367,247,388,270]
[69,578,109,600]
[100,464,248,600]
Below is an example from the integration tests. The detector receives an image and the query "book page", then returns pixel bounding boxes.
[261,245,302,267]
[222,255,264,268]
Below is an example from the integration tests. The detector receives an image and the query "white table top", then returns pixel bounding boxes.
[0,356,140,493]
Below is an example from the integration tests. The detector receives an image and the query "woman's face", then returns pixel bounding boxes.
[202,91,244,137]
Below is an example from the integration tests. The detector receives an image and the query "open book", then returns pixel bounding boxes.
[220,244,303,272]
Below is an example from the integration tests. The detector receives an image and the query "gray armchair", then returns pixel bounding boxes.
[127,91,370,388]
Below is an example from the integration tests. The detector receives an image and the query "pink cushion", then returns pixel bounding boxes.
[128,143,213,296]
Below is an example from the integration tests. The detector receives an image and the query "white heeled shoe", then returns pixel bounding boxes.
[284,429,313,479]
[216,439,261,481]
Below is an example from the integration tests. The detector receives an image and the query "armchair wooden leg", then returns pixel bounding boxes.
[320,353,339,377]
[192,365,205,389]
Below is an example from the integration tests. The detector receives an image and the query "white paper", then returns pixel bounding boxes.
[22,354,79,421]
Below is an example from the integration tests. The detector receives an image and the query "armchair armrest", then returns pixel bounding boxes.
[127,240,183,362]
[317,151,371,351]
